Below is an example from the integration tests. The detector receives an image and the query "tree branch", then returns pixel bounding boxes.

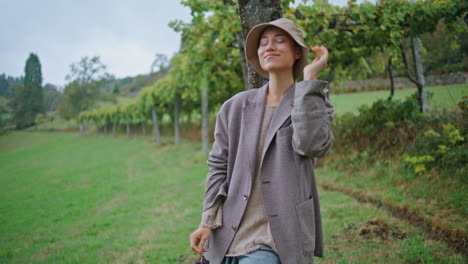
[398,42,421,87]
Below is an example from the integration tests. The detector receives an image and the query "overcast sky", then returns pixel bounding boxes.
[1,0,371,86]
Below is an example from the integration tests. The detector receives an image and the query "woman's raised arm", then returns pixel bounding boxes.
[291,45,334,158]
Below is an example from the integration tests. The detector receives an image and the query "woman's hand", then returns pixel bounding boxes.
[303,45,329,80]
[189,226,212,254]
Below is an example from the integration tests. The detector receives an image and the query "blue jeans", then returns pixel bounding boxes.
[221,247,281,264]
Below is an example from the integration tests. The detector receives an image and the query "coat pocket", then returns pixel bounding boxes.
[296,197,316,258]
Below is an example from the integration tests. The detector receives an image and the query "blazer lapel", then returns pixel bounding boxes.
[260,82,295,161]
[242,83,268,181]
[242,82,295,182]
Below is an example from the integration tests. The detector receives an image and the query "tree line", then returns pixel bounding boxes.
[76,0,466,153]
[1,0,466,150]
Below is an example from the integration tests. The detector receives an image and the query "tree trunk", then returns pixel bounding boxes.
[202,85,209,155]
[79,122,84,135]
[237,0,282,89]
[126,121,130,138]
[408,0,429,113]
[151,105,161,144]
[223,0,249,90]
[174,94,180,145]
[399,41,429,113]
[112,120,116,136]
[237,31,249,90]
[411,37,429,113]
[387,56,395,101]
[142,122,146,137]
[104,122,108,135]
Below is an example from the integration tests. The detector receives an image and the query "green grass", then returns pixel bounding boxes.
[315,187,465,264]
[0,132,207,263]
[318,159,467,230]
[0,131,466,263]
[330,83,468,116]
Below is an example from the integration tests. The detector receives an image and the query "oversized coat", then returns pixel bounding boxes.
[201,80,334,264]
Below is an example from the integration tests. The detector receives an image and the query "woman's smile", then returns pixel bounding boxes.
[264,53,280,59]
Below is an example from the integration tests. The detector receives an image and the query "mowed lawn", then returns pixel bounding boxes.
[0,132,208,263]
[330,83,467,115]
[1,132,465,263]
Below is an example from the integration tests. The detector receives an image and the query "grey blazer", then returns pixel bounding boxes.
[202,80,334,264]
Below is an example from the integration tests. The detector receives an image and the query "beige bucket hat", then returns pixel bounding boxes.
[245,18,308,80]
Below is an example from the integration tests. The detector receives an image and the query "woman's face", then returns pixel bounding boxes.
[257,26,301,76]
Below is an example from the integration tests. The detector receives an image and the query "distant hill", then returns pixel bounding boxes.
[103,69,168,98]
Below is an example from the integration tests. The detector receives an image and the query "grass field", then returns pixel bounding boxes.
[0,132,465,263]
[330,83,467,116]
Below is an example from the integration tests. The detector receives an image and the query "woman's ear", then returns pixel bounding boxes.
[294,45,301,60]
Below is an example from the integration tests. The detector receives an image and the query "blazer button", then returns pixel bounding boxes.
[231,225,237,231]
[243,194,248,200]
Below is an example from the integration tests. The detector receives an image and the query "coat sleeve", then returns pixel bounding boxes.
[199,198,223,229]
[291,80,334,158]
[202,104,229,214]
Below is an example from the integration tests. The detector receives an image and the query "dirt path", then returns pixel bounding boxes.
[314,186,465,263]
[320,182,467,257]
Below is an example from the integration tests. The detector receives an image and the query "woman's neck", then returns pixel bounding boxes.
[266,71,294,106]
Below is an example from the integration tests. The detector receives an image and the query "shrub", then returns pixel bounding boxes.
[333,92,423,154]
[402,154,435,174]
[407,121,467,173]
[331,91,466,178]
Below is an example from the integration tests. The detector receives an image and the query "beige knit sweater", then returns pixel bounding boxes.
[199,106,278,256]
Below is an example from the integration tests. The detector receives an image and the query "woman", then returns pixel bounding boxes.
[189,18,334,264]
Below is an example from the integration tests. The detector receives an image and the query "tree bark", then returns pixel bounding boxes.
[237,0,283,89]
[223,0,249,90]
[387,56,395,101]
[79,122,84,135]
[399,41,429,113]
[126,121,130,138]
[142,122,146,137]
[411,37,429,113]
[174,93,180,145]
[201,85,209,155]
[237,31,249,90]
[399,42,420,85]
[151,105,161,144]
[408,0,429,113]
[104,122,108,135]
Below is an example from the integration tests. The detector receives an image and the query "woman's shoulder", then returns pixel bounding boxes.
[226,89,256,104]
[219,88,258,113]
